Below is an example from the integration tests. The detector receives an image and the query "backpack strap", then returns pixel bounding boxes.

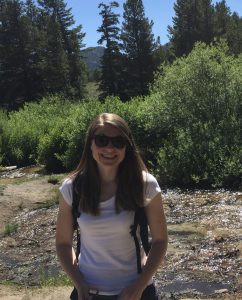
[130,207,151,274]
[72,177,81,259]
[139,208,151,255]
[130,209,142,274]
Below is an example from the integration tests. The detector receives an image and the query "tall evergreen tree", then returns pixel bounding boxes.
[168,0,214,57]
[213,0,231,36]
[213,1,242,55]
[97,1,122,98]
[227,12,242,55]
[121,0,156,99]
[0,0,43,108]
[0,0,23,108]
[37,0,87,98]
[0,0,87,108]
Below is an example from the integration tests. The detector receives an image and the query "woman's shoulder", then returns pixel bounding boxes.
[142,170,158,183]
[142,170,161,206]
[59,177,74,206]
[60,177,74,188]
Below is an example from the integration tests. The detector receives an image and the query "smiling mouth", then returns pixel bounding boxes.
[101,154,117,159]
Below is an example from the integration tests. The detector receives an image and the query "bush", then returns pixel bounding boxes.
[3,95,72,167]
[0,109,8,165]
[1,42,241,188]
[149,42,242,186]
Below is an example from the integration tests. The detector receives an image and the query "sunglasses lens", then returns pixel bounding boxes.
[94,135,109,147]
[112,136,127,149]
[94,135,127,149]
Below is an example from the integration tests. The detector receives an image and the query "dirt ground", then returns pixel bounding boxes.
[0,175,57,233]
[0,167,69,299]
[0,167,241,300]
[0,285,72,300]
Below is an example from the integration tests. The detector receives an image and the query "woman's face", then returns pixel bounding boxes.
[91,124,127,172]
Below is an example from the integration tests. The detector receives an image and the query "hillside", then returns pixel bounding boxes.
[82,46,104,73]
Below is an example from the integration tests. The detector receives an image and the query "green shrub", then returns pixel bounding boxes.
[4,223,18,236]
[59,99,104,170]
[3,95,72,167]
[149,42,242,186]
[0,109,8,165]
[1,42,241,188]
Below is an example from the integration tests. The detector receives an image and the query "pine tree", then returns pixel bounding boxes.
[227,13,242,55]
[213,1,242,55]
[213,0,231,37]
[97,1,122,98]
[0,0,43,108]
[121,0,156,99]
[37,0,87,98]
[168,0,214,57]
[0,0,87,108]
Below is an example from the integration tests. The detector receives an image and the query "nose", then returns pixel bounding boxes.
[105,140,115,149]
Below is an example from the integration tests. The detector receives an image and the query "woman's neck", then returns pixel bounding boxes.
[99,167,118,184]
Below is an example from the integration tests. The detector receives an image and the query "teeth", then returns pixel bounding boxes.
[102,154,115,158]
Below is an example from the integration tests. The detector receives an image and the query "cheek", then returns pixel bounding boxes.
[120,148,127,160]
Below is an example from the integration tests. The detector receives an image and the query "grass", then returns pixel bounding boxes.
[4,223,18,236]
[0,166,5,172]
[39,268,72,287]
[0,176,41,185]
[18,201,24,210]
[47,174,66,185]
[0,185,5,195]
[168,223,207,238]
[36,187,59,209]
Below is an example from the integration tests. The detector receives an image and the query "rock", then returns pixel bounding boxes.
[215,288,229,293]
[214,236,225,243]
[1,166,17,171]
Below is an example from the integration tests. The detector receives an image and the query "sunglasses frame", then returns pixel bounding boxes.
[93,134,128,149]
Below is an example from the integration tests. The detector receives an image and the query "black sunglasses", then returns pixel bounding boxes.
[94,134,128,149]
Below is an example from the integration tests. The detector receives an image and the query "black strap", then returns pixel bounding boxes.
[72,177,81,258]
[130,207,151,274]
[130,209,142,273]
[139,208,151,255]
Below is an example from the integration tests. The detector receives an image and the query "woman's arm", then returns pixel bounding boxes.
[137,192,168,287]
[55,195,89,300]
[119,193,168,300]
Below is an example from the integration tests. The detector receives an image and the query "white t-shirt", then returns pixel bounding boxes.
[59,171,161,295]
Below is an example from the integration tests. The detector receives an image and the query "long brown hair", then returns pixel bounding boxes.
[71,113,147,215]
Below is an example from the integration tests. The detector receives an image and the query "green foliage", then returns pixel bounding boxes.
[2,95,72,167]
[4,223,18,236]
[39,267,72,287]
[168,0,214,57]
[0,110,8,165]
[97,2,123,98]
[149,42,242,186]
[0,0,87,109]
[121,0,156,99]
[36,192,59,209]
[0,42,241,188]
[168,0,242,58]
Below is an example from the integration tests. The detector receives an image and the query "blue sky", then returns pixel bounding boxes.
[66,0,242,48]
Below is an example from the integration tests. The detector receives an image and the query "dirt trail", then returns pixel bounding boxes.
[0,176,57,232]
[0,285,72,300]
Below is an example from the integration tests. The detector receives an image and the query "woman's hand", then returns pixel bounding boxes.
[118,283,144,300]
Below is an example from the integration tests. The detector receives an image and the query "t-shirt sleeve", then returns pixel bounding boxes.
[143,172,161,206]
[59,178,73,207]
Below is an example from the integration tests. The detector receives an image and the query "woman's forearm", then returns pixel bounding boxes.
[56,244,86,291]
[135,239,168,290]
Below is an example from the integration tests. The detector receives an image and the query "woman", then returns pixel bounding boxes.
[56,113,168,300]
